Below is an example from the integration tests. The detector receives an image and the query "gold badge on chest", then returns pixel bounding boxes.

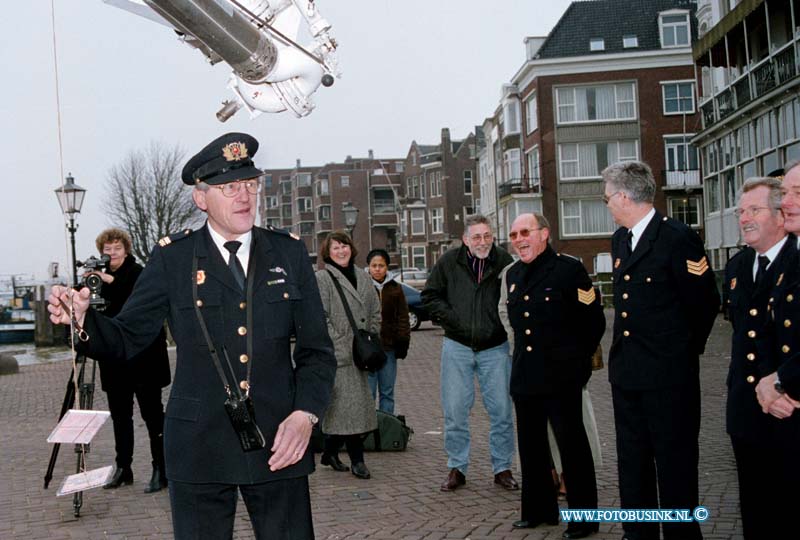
[614,258,621,269]
[196,270,206,285]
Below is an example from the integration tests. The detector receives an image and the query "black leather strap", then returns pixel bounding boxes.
[326,268,359,334]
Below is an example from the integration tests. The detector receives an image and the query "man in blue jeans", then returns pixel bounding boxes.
[422,214,518,492]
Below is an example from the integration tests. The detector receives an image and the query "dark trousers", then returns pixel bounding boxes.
[612,381,702,540]
[169,476,313,540]
[514,387,597,522]
[106,383,165,469]
[323,433,365,464]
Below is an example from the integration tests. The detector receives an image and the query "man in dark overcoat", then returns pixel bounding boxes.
[723,176,797,539]
[48,133,336,540]
[602,161,719,540]
[499,213,604,539]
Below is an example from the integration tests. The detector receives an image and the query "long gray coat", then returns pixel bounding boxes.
[315,265,381,434]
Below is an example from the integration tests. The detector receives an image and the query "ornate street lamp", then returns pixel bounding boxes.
[54,173,87,287]
[342,202,359,239]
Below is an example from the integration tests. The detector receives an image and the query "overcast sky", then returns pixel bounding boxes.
[1,0,571,281]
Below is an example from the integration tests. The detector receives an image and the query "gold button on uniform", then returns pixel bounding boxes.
[646,277,652,283]
[524,312,530,318]
[788,294,794,302]
[545,297,550,301]
[523,295,529,301]
[526,346,532,352]
[785,319,792,328]
[746,376,756,384]
[621,312,628,318]
[783,345,791,353]
[283,292,290,299]
[239,302,246,310]
[240,380,250,391]
[196,300,203,307]
[749,308,758,316]
[623,330,630,337]
[624,275,631,281]
[622,293,629,300]
[746,353,755,361]
[240,354,248,364]
[238,326,247,336]
[747,330,756,338]
[525,329,531,335]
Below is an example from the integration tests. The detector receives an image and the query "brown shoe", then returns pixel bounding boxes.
[494,470,519,490]
[440,468,466,491]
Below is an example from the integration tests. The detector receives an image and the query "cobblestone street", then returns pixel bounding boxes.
[0,311,743,539]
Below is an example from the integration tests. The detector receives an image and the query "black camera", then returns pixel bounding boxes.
[77,255,110,311]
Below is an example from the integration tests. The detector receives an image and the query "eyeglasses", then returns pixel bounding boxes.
[469,233,494,243]
[210,179,262,198]
[509,228,543,241]
[734,206,771,218]
[603,191,623,205]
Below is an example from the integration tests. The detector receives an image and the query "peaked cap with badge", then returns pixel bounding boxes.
[182,132,263,185]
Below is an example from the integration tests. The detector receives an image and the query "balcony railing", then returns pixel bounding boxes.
[775,42,798,86]
[717,87,735,120]
[753,56,777,98]
[701,99,715,129]
[372,199,397,214]
[733,74,751,108]
[662,169,701,188]
[498,177,541,199]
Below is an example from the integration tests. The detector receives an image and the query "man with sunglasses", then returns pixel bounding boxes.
[723,176,797,539]
[498,213,604,538]
[422,214,517,493]
[48,133,336,540]
[602,161,719,540]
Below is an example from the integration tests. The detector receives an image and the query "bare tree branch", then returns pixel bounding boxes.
[103,142,202,263]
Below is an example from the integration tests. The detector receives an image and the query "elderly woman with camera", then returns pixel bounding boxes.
[87,228,171,493]
[315,231,381,479]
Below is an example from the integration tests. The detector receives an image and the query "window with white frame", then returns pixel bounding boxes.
[623,35,638,48]
[264,174,273,188]
[395,161,404,172]
[662,82,695,114]
[559,140,639,180]
[664,137,699,171]
[316,178,329,196]
[504,99,521,134]
[267,196,278,208]
[296,173,312,187]
[298,222,314,235]
[411,209,425,235]
[590,38,605,51]
[504,149,521,181]
[556,83,636,124]
[297,197,312,213]
[317,205,331,220]
[669,196,701,227]
[431,207,444,233]
[526,146,541,187]
[561,199,616,236]
[341,175,349,187]
[525,92,538,134]
[419,174,426,199]
[779,100,797,141]
[281,181,291,195]
[660,12,690,47]
[755,112,774,153]
[706,175,721,212]
[267,218,281,228]
[464,170,473,194]
[412,246,426,269]
[436,171,442,196]
[736,125,753,161]
[400,210,407,238]
[406,177,414,198]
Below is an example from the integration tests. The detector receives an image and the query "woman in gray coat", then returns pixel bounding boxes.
[315,231,381,479]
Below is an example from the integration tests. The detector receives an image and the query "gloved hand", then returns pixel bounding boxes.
[395,340,409,360]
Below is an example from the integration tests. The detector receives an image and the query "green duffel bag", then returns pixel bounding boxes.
[363,410,413,451]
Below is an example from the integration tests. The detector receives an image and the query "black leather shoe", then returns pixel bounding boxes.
[351,462,371,479]
[494,469,520,490]
[440,468,466,491]
[562,523,599,539]
[320,454,349,472]
[512,518,559,529]
[103,467,133,489]
[144,466,168,493]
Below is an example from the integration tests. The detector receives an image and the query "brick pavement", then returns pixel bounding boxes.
[0,312,743,539]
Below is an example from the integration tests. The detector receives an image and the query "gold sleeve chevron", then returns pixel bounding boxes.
[686,256,709,276]
[158,236,172,247]
[577,287,596,305]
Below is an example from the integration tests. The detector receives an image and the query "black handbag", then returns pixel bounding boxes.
[326,269,387,372]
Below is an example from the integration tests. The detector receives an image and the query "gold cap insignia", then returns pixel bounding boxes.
[158,235,172,247]
[777,273,784,286]
[509,283,516,293]
[614,258,621,269]
[222,142,249,162]
[196,270,206,285]
[730,277,737,290]
[577,287,596,305]
[686,256,709,276]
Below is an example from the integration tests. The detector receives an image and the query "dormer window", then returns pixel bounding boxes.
[623,35,638,48]
[590,38,605,51]
[659,11,690,47]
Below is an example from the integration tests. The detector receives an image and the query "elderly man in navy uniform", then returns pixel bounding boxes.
[723,176,797,539]
[602,161,719,540]
[48,133,336,540]
[498,213,604,539]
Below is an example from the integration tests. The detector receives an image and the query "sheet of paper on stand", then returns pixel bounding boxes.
[46,409,111,444]
[57,466,114,497]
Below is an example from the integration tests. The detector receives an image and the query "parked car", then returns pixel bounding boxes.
[395,269,429,290]
[399,281,434,330]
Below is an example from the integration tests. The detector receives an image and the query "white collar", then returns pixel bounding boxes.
[752,235,788,278]
[629,207,656,252]
[207,222,252,273]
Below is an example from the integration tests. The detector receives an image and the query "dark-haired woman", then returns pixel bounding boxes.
[315,231,381,479]
[365,249,410,415]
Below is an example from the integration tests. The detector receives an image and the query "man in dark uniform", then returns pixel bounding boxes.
[499,213,604,539]
[602,161,719,540]
[48,133,336,540]
[89,227,171,493]
[723,176,797,539]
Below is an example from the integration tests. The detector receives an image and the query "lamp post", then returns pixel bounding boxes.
[54,173,87,287]
[342,202,359,239]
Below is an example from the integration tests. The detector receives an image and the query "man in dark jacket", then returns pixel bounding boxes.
[603,161,720,540]
[422,214,517,492]
[500,213,604,538]
[89,227,171,493]
[723,176,798,539]
[48,133,336,540]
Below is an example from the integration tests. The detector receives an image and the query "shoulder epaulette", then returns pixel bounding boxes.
[158,228,193,247]
[267,225,300,240]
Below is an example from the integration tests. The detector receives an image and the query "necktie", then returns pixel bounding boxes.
[620,230,633,260]
[224,241,245,290]
[626,231,634,254]
[755,254,769,287]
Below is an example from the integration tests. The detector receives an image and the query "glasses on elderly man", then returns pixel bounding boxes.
[210,179,262,198]
[469,232,494,243]
[733,206,771,218]
[509,227,543,241]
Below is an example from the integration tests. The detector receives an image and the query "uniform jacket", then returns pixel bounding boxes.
[610,211,720,390]
[94,254,170,392]
[422,244,513,351]
[315,264,380,435]
[375,277,410,358]
[500,247,605,396]
[767,239,800,401]
[724,237,797,440]
[78,225,337,484]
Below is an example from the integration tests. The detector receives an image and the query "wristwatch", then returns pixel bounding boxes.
[305,412,319,426]
[774,375,786,394]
